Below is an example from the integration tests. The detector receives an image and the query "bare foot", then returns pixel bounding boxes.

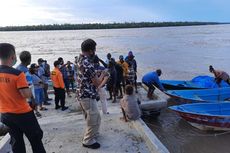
[119,117,128,122]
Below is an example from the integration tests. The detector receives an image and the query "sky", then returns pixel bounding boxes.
[0,0,229,26]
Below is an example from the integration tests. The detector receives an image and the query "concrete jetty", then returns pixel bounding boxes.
[0,88,169,153]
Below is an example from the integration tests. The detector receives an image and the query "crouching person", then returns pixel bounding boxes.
[120,85,141,121]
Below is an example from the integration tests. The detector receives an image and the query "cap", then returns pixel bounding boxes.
[119,55,124,60]
[30,63,39,69]
[58,57,63,61]
[54,60,60,67]
[128,51,134,57]
[37,58,44,63]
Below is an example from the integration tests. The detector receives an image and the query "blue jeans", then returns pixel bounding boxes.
[35,88,44,105]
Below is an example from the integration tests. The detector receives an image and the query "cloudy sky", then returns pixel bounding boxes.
[0,0,229,26]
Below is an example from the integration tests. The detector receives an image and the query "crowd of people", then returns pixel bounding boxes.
[0,40,143,152]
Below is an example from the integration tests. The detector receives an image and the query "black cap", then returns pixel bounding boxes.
[30,63,39,69]
[38,58,44,63]
[54,60,60,67]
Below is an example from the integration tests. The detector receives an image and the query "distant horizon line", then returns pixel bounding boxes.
[1,21,229,27]
[0,21,229,32]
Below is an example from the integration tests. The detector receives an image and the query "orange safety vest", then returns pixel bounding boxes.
[51,67,65,88]
[0,65,32,113]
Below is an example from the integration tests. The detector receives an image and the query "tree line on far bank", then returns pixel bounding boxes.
[0,22,222,31]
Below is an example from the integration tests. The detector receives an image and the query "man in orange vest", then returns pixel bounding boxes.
[51,60,68,111]
[0,43,46,153]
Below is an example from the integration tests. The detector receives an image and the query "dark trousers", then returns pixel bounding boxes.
[142,82,157,95]
[53,87,66,108]
[121,77,126,91]
[216,78,230,86]
[1,111,46,153]
[64,79,70,92]
[116,81,123,96]
[126,73,138,92]
[43,83,49,102]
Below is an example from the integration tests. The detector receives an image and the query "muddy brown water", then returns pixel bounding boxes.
[1,24,230,152]
[143,100,230,153]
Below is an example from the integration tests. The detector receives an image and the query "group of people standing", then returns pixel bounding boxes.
[95,51,138,104]
[0,43,78,152]
[0,40,142,152]
[17,52,52,117]
[2,37,197,153]
[0,43,46,153]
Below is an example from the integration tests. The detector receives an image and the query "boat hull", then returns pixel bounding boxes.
[177,111,230,131]
[169,103,230,131]
[165,87,230,103]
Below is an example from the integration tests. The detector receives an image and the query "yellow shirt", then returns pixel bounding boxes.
[117,61,129,77]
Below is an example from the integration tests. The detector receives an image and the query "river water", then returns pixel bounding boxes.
[1,24,230,153]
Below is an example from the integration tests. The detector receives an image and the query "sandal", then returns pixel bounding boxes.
[40,107,48,111]
[35,112,42,117]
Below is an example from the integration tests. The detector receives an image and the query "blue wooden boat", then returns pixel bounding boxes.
[161,76,229,90]
[165,87,230,103]
[161,80,203,90]
[169,103,230,131]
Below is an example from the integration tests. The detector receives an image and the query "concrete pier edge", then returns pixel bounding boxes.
[0,114,170,153]
[132,119,169,153]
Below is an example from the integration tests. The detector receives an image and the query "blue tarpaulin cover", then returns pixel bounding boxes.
[191,76,229,88]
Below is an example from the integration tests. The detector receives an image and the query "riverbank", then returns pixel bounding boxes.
[0,22,222,31]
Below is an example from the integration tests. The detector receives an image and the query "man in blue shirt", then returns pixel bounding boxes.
[16,51,42,117]
[16,51,33,85]
[38,58,50,105]
[142,69,165,99]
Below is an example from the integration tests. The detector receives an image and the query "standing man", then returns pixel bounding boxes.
[117,55,129,94]
[51,60,68,111]
[43,60,52,101]
[125,51,138,93]
[16,51,34,100]
[142,69,165,99]
[37,58,50,105]
[105,53,112,65]
[0,43,46,153]
[76,39,106,149]
[58,57,71,97]
[17,51,41,117]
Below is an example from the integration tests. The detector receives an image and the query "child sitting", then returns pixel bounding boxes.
[120,85,141,121]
